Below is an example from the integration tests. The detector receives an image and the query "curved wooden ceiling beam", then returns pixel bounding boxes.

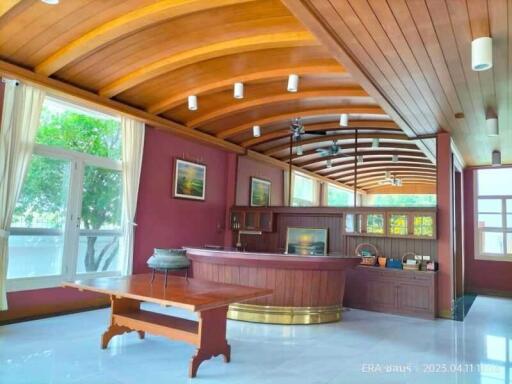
[331,165,437,179]
[263,132,408,156]
[147,63,343,114]
[346,173,437,185]
[355,176,437,188]
[217,106,386,139]
[241,120,400,147]
[299,151,427,168]
[340,169,437,183]
[187,87,368,128]
[361,180,437,190]
[0,0,22,18]
[308,157,432,172]
[34,0,257,76]
[99,31,316,98]
[319,160,435,177]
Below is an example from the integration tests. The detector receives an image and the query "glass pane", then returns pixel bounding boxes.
[478,169,512,196]
[36,98,121,160]
[507,199,512,213]
[413,215,434,237]
[389,214,408,235]
[327,184,352,207]
[345,214,355,233]
[81,166,122,230]
[478,214,503,228]
[292,173,316,207]
[508,233,512,254]
[366,214,384,234]
[478,199,502,213]
[507,215,512,229]
[364,194,436,207]
[11,155,70,229]
[482,232,504,254]
[76,234,121,273]
[7,235,64,278]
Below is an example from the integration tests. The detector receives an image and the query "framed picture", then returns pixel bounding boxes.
[250,177,271,207]
[285,227,328,256]
[173,158,206,201]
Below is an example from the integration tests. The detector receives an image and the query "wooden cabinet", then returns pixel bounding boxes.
[345,212,386,236]
[344,266,437,319]
[231,208,274,232]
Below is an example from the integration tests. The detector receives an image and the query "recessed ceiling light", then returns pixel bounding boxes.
[472,36,493,71]
[41,0,59,4]
[234,82,244,99]
[187,95,197,111]
[287,74,299,93]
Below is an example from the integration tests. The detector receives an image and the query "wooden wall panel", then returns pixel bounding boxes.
[344,236,437,261]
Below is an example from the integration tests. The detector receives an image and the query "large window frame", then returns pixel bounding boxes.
[475,170,512,262]
[290,171,319,207]
[324,183,354,207]
[7,96,124,291]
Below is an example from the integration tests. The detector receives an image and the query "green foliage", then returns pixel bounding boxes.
[366,194,436,207]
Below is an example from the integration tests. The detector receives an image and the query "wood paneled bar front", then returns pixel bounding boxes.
[185,247,360,325]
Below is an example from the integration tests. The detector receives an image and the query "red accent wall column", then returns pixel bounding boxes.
[437,132,454,317]
[224,153,237,247]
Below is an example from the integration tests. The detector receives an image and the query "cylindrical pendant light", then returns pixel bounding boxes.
[326,159,332,168]
[385,171,391,179]
[296,145,303,156]
[492,150,501,167]
[392,154,399,163]
[188,95,198,111]
[472,36,493,71]
[287,74,299,93]
[252,125,261,137]
[339,114,348,127]
[486,116,499,136]
[357,155,363,164]
[372,138,380,148]
[234,82,244,99]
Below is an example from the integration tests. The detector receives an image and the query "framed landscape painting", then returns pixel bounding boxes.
[250,177,271,207]
[285,227,328,256]
[173,158,206,201]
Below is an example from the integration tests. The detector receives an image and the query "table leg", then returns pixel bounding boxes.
[189,306,231,378]
[101,296,144,349]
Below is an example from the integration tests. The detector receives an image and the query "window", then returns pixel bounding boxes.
[413,215,434,237]
[291,172,318,207]
[326,184,353,206]
[364,194,436,207]
[389,214,409,236]
[475,169,512,260]
[7,97,123,291]
[366,214,385,235]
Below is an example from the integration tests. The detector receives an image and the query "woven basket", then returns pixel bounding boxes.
[402,252,420,271]
[356,243,379,266]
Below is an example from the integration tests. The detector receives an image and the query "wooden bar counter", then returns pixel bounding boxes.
[185,247,360,325]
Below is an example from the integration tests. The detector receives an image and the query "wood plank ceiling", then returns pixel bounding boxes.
[0,0,436,191]
[283,0,511,167]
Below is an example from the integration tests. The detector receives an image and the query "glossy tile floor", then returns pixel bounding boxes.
[0,296,511,384]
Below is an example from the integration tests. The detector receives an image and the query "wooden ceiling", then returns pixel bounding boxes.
[0,0,437,192]
[283,0,511,167]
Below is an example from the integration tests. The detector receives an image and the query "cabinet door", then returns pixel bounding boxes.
[412,214,436,238]
[244,211,259,230]
[397,283,434,317]
[367,280,397,311]
[366,213,385,235]
[259,211,273,232]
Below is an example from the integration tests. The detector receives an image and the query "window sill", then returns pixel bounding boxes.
[475,255,512,263]
[7,271,121,292]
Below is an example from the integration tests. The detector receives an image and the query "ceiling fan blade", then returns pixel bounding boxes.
[316,149,330,157]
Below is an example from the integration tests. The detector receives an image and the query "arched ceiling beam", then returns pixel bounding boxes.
[147,63,343,114]
[299,150,427,168]
[308,157,432,172]
[34,0,257,76]
[362,180,437,190]
[263,132,408,156]
[346,173,437,185]
[217,106,386,139]
[340,169,437,183]
[331,165,436,179]
[99,31,317,98]
[0,0,21,18]
[319,160,435,177]
[241,120,400,147]
[187,87,368,128]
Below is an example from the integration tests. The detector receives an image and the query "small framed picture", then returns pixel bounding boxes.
[250,177,271,207]
[173,158,206,201]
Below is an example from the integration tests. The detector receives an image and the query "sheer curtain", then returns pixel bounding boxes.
[120,116,145,276]
[0,80,46,310]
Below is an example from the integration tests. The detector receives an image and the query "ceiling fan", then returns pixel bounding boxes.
[379,171,403,187]
[316,140,344,157]
[289,117,327,140]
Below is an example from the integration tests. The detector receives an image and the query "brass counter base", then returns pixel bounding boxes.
[227,303,342,324]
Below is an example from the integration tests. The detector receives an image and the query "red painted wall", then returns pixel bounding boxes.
[236,155,284,206]
[132,126,234,274]
[464,168,512,293]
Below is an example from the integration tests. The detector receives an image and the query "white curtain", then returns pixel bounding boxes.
[0,80,46,310]
[120,116,145,276]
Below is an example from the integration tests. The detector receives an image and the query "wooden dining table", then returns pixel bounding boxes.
[63,274,272,378]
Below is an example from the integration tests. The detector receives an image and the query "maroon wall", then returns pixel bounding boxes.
[236,155,284,206]
[464,168,512,293]
[132,126,235,274]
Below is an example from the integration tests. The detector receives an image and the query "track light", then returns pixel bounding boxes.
[296,146,303,156]
[492,150,501,167]
[187,95,197,111]
[472,36,493,71]
[252,125,261,137]
[339,114,348,127]
[357,155,364,164]
[486,116,499,136]
[392,154,399,163]
[326,159,332,168]
[234,82,244,99]
[287,74,299,93]
[372,138,380,148]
